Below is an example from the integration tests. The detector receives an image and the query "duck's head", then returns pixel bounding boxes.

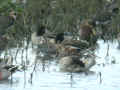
[55,33,64,43]
[36,25,46,36]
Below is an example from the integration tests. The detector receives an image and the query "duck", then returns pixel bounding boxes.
[44,33,90,57]
[31,29,72,46]
[32,31,65,49]
[44,32,74,57]
[31,25,46,45]
[32,32,64,59]
[0,57,19,80]
[32,29,91,58]
[56,44,84,57]
[0,65,19,80]
[78,20,97,44]
[31,32,45,45]
[61,39,89,49]
[59,54,96,72]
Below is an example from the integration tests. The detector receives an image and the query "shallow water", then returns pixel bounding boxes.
[0,40,120,90]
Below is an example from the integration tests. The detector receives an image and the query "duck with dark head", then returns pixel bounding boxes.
[55,32,64,44]
[59,54,96,72]
[31,25,46,45]
[36,25,46,36]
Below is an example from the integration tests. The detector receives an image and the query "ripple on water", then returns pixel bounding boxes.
[0,40,120,90]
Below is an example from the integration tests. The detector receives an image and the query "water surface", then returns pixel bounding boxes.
[0,40,120,90]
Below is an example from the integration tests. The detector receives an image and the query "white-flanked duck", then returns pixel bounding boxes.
[59,54,96,72]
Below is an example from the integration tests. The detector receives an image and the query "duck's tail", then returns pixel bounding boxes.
[84,58,96,70]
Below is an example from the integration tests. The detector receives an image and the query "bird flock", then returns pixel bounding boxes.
[31,21,97,73]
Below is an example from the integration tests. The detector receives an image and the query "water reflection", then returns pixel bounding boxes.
[0,40,120,90]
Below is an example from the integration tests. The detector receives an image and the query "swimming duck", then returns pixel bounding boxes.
[44,34,90,57]
[31,25,47,45]
[31,32,46,45]
[32,32,65,56]
[0,56,20,80]
[79,20,97,44]
[0,56,22,80]
[31,30,72,45]
[61,39,89,49]
[59,55,96,72]
[0,65,19,80]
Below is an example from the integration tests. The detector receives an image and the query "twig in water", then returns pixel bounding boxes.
[29,59,38,84]
[98,72,102,84]
[70,72,74,87]
[23,61,26,88]
[106,43,109,57]
[14,47,20,64]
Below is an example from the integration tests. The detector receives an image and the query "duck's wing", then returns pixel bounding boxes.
[44,30,56,38]
[3,65,19,73]
[62,40,89,49]
[84,57,96,70]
